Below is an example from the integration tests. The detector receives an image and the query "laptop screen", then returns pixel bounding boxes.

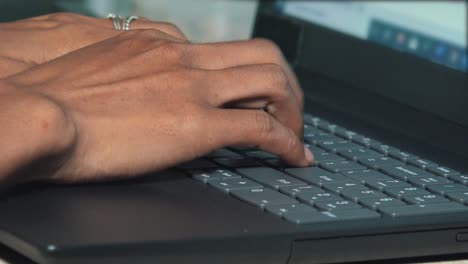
[277,1,467,73]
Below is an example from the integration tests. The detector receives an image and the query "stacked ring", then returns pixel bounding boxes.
[122,16,139,31]
[107,14,139,31]
[106,13,122,30]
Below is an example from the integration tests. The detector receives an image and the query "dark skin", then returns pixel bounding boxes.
[0,13,313,186]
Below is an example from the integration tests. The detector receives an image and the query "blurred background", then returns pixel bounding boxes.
[0,0,465,71]
[0,0,259,42]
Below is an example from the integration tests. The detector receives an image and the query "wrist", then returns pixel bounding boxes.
[0,80,77,185]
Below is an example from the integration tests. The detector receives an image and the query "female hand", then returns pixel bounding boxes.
[2,28,312,184]
[0,13,304,108]
[0,12,188,78]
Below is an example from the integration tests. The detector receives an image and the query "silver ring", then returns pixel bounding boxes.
[107,13,122,30]
[122,16,139,31]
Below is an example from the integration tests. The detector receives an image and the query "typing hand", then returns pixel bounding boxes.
[2,27,312,184]
[0,13,188,78]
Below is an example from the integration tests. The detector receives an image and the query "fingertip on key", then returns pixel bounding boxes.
[304,145,315,165]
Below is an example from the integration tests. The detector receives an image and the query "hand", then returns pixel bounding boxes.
[0,12,188,78]
[4,28,313,184]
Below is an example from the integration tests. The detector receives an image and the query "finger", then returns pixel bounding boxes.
[202,64,303,138]
[208,109,314,167]
[97,18,188,43]
[129,19,188,41]
[187,38,304,110]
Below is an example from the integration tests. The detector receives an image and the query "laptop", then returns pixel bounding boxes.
[1,1,468,263]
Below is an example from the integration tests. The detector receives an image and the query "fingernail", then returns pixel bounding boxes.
[304,145,314,164]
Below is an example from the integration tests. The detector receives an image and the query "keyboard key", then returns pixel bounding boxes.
[321,123,347,134]
[284,208,380,224]
[231,188,298,208]
[286,167,349,186]
[337,148,383,161]
[448,174,468,185]
[304,134,339,145]
[265,203,316,217]
[191,169,241,183]
[329,126,350,136]
[379,202,468,217]
[245,151,278,160]
[317,140,361,152]
[206,149,243,159]
[314,152,346,164]
[388,150,418,162]
[360,197,406,210]
[297,192,342,205]
[381,166,431,181]
[283,211,340,224]
[427,184,468,195]
[384,187,431,199]
[408,177,453,188]
[403,194,450,204]
[320,160,366,173]
[317,122,334,132]
[408,158,438,170]
[179,159,219,170]
[342,170,393,184]
[446,192,468,204]
[263,159,291,169]
[303,124,323,135]
[208,178,262,193]
[340,189,387,202]
[315,200,362,211]
[322,180,369,194]
[365,179,412,191]
[335,129,359,140]
[352,136,378,147]
[303,114,320,126]
[279,185,324,197]
[316,120,333,131]
[306,145,327,155]
[428,166,460,177]
[213,157,262,168]
[191,171,220,183]
[237,167,307,190]
[228,146,258,153]
[359,157,404,170]
[370,143,400,155]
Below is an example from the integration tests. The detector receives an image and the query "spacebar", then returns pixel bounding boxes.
[379,202,468,217]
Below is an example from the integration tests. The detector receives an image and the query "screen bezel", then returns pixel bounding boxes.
[257,1,467,126]
[254,1,468,160]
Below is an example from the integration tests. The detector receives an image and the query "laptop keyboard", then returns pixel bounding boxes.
[179,114,468,224]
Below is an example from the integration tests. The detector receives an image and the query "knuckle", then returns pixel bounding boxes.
[159,22,183,34]
[46,12,76,22]
[253,38,283,61]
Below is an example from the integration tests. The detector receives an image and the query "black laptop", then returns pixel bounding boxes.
[1,1,468,263]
